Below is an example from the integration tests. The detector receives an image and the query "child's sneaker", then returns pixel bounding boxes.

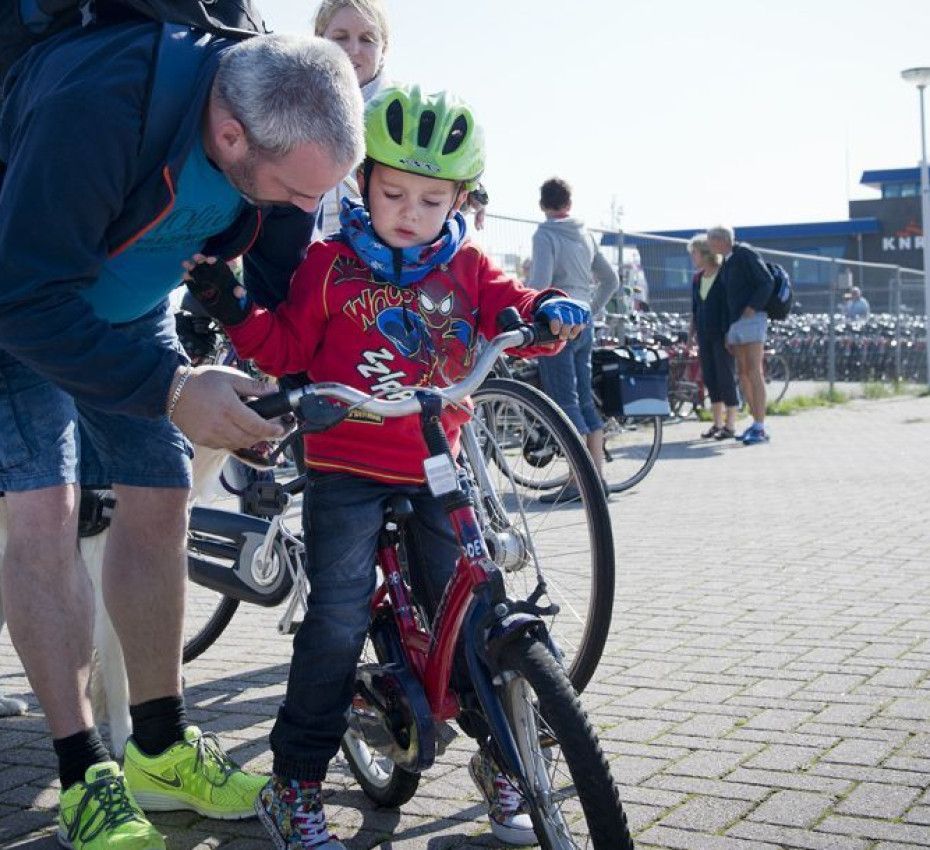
[741,424,770,445]
[468,750,536,846]
[57,761,165,850]
[255,777,346,849]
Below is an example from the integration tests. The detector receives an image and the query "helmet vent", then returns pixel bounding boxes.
[417,110,436,148]
[442,115,468,155]
[385,99,405,145]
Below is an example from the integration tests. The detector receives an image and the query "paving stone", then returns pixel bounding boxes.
[666,749,747,779]
[727,821,870,850]
[743,744,822,772]
[821,737,899,766]
[817,814,930,845]
[659,795,756,831]
[835,782,922,818]
[905,806,930,825]
[747,789,834,828]
[636,824,782,849]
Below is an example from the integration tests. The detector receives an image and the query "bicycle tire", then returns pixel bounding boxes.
[340,731,420,807]
[183,595,239,663]
[668,395,694,419]
[601,414,663,493]
[468,378,614,694]
[765,353,790,404]
[496,635,633,849]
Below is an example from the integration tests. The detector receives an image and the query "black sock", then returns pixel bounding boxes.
[129,695,188,757]
[53,728,111,791]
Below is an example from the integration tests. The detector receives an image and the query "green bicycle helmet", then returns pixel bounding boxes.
[364,84,485,189]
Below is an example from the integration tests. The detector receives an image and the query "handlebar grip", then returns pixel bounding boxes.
[246,390,293,420]
[532,318,561,345]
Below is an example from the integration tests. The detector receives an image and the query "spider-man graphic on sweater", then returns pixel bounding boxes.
[226,239,562,483]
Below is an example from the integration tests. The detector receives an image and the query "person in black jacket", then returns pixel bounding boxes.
[707,226,774,444]
[688,235,738,439]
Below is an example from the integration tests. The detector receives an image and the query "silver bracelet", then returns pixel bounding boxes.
[166,366,193,422]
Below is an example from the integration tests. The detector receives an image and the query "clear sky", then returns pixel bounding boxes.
[260,0,930,232]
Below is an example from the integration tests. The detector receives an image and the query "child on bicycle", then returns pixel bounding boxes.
[184,83,590,849]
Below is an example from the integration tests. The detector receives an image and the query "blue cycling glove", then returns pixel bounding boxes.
[533,296,591,329]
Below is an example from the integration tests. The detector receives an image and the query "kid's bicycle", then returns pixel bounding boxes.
[212,309,631,847]
[182,312,616,699]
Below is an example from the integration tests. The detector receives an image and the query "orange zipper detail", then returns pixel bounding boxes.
[109,166,176,258]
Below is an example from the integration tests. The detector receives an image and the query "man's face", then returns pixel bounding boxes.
[707,234,730,256]
[225,141,349,212]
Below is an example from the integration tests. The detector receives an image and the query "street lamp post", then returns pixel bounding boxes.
[900,67,930,388]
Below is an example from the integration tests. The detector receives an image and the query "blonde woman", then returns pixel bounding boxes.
[313,0,390,236]
[688,234,738,439]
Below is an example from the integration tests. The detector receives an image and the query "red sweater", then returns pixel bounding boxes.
[227,238,561,483]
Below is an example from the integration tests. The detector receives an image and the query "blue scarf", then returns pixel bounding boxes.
[338,199,466,287]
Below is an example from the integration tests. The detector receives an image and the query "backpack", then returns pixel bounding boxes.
[1,0,266,86]
[764,261,793,321]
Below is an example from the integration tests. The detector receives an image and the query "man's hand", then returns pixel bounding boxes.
[182,254,252,326]
[169,365,286,450]
[533,296,591,340]
[742,306,756,318]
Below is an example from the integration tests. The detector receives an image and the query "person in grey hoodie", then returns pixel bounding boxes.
[528,177,619,501]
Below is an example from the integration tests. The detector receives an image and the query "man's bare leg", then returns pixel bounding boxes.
[1,485,94,739]
[743,341,766,424]
[102,485,189,705]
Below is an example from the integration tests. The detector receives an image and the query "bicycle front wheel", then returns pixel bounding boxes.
[601,414,662,493]
[183,522,241,663]
[467,379,614,693]
[496,635,633,849]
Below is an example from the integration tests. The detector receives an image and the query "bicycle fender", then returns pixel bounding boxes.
[482,610,547,668]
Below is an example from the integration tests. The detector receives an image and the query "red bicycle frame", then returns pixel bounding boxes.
[370,501,494,722]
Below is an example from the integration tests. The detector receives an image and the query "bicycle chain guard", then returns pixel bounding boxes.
[347,614,436,772]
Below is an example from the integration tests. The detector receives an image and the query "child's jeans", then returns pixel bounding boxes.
[269,470,460,781]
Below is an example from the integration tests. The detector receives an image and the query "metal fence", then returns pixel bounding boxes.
[472,214,929,387]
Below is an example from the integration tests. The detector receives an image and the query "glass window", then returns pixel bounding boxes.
[883,183,902,198]
[901,183,918,197]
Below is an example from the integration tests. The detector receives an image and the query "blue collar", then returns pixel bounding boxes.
[338,199,466,287]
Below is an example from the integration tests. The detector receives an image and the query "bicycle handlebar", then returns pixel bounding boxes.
[247,311,559,423]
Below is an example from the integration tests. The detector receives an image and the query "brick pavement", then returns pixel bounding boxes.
[1,394,929,849]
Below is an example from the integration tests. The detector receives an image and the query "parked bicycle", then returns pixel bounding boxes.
[497,345,665,494]
[665,333,790,417]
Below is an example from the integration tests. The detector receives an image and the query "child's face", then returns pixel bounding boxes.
[321,7,385,87]
[366,165,463,249]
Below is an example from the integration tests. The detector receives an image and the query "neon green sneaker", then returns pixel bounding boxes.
[123,726,267,820]
[57,761,165,850]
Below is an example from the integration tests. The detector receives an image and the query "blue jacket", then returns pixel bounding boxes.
[0,22,313,417]
[719,242,774,326]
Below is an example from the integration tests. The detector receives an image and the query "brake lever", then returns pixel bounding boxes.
[298,394,349,433]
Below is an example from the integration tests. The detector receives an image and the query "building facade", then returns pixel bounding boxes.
[607,167,925,313]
